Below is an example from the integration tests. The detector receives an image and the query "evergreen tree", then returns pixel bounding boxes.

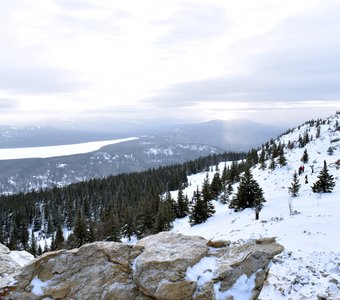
[201,177,216,218]
[288,171,301,197]
[271,143,279,158]
[227,161,239,183]
[220,181,233,204]
[201,174,213,202]
[301,149,309,164]
[73,210,87,247]
[87,220,95,243]
[37,244,43,256]
[30,230,37,257]
[55,223,65,250]
[269,157,276,170]
[303,131,310,145]
[312,161,336,193]
[229,169,265,219]
[327,146,334,155]
[50,233,55,251]
[258,148,266,170]
[210,172,222,199]
[153,196,175,233]
[278,147,287,167]
[176,187,189,218]
[20,223,29,250]
[221,164,228,182]
[136,197,156,239]
[120,206,136,241]
[220,182,229,204]
[189,189,205,226]
[316,126,321,138]
[43,240,49,253]
[46,215,55,238]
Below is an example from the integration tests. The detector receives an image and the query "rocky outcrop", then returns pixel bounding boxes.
[0,243,34,277]
[0,232,284,300]
[134,233,208,299]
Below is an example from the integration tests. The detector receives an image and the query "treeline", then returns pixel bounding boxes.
[0,151,248,254]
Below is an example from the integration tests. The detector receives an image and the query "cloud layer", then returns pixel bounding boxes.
[0,0,339,126]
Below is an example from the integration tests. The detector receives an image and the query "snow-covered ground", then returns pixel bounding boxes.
[170,114,340,299]
[0,137,138,160]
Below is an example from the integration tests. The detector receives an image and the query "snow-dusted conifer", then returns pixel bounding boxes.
[288,171,301,197]
[312,160,336,193]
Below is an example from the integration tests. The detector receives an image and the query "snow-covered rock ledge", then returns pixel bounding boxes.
[0,243,34,277]
[0,243,34,297]
[0,232,283,300]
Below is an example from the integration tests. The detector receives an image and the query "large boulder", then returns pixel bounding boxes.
[0,233,283,300]
[3,241,146,300]
[134,232,208,299]
[0,243,34,277]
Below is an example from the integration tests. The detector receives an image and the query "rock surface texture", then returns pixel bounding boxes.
[0,232,283,300]
[0,243,34,277]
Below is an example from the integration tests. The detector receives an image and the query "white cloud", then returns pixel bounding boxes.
[0,0,338,126]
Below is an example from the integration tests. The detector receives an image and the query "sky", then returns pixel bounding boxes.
[0,0,339,128]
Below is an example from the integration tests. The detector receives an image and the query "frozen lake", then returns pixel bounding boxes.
[0,137,138,160]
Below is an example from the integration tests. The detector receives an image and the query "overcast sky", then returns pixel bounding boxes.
[0,0,339,127]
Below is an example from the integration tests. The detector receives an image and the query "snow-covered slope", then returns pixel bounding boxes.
[170,113,340,299]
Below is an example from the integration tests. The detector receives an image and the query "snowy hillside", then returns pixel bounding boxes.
[170,113,340,299]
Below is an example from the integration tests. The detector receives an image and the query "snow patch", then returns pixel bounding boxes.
[30,276,52,295]
[186,256,217,287]
[214,273,256,300]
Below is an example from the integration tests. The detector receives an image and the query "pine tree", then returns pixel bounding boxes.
[227,161,239,183]
[50,233,55,251]
[229,169,265,219]
[120,206,136,241]
[210,172,222,199]
[87,220,95,243]
[221,164,228,182]
[43,240,49,253]
[201,177,215,218]
[220,181,234,204]
[327,146,334,155]
[176,187,189,218]
[201,174,213,202]
[258,148,266,170]
[220,182,229,204]
[316,125,321,138]
[288,171,301,197]
[37,244,43,256]
[73,210,87,247]
[103,208,121,242]
[153,196,175,233]
[301,149,309,164]
[272,143,279,158]
[30,230,37,257]
[20,223,29,250]
[278,147,287,167]
[189,189,205,226]
[312,161,336,193]
[303,131,310,145]
[136,197,156,239]
[55,223,65,250]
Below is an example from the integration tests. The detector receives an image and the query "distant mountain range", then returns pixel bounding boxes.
[0,119,285,194]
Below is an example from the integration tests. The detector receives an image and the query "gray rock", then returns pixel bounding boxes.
[0,243,34,277]
[0,234,284,300]
[134,232,208,299]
